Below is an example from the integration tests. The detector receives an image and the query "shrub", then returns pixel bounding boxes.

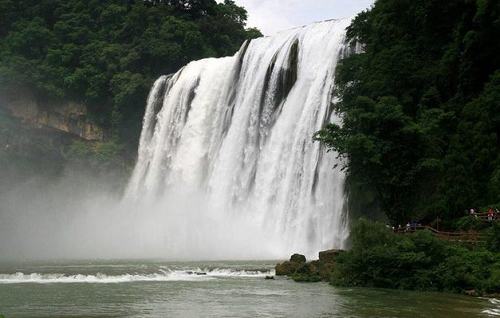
[331,219,500,295]
[453,216,486,231]
[486,222,500,253]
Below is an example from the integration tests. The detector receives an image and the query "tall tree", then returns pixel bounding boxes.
[316,0,500,224]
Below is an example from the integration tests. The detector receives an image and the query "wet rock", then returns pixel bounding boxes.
[292,260,321,282]
[318,249,343,263]
[318,262,335,281]
[276,250,345,282]
[275,253,307,276]
[317,249,343,280]
[265,276,274,280]
[275,261,300,276]
[290,253,306,264]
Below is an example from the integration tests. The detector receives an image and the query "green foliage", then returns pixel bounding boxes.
[0,0,262,152]
[291,273,322,283]
[486,222,500,253]
[331,219,500,294]
[316,0,500,224]
[452,215,487,231]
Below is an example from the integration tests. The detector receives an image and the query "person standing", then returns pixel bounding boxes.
[470,208,478,219]
[488,208,494,222]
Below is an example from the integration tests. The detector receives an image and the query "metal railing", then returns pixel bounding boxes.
[394,225,487,244]
[471,212,499,222]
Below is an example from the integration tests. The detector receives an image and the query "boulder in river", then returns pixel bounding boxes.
[275,254,307,276]
[275,249,344,282]
[292,260,322,282]
[290,253,307,263]
[319,249,343,263]
[317,249,343,280]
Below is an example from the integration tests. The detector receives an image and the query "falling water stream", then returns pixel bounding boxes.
[125,19,351,259]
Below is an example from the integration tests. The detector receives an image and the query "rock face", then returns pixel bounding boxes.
[0,87,105,141]
[275,249,344,282]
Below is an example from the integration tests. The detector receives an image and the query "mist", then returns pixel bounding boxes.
[0,167,289,262]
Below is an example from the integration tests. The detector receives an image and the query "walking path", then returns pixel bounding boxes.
[395,225,487,244]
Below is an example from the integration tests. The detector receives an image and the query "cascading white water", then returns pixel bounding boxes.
[125,19,351,259]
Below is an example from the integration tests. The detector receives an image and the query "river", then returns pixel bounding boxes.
[0,261,497,317]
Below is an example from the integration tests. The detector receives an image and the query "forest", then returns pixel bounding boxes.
[316,0,500,225]
[0,0,261,154]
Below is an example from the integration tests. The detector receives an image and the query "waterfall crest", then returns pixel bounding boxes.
[125,19,351,259]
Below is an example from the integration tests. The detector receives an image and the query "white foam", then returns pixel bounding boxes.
[483,309,500,316]
[0,269,273,284]
[0,271,203,284]
[483,299,500,316]
[203,268,274,277]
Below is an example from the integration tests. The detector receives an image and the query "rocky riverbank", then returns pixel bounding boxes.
[275,249,344,282]
[280,220,500,297]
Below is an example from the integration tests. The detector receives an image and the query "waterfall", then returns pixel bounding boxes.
[125,19,350,259]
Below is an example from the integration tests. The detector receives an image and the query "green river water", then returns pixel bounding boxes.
[0,261,498,317]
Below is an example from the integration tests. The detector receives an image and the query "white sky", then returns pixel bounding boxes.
[222,0,374,36]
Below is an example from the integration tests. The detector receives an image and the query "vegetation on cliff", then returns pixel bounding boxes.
[310,0,500,294]
[0,0,261,152]
[316,0,500,224]
[276,219,500,296]
[329,219,500,295]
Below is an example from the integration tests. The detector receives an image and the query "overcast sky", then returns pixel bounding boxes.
[224,0,374,35]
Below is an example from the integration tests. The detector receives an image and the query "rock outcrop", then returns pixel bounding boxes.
[0,87,105,141]
[275,253,307,276]
[275,249,344,282]
[319,249,342,263]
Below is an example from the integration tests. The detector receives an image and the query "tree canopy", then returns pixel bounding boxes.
[316,0,500,224]
[0,0,261,150]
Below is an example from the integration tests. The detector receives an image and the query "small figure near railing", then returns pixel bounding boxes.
[470,208,477,218]
[466,207,499,222]
[488,207,495,222]
[391,206,498,244]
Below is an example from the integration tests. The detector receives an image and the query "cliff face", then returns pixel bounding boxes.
[0,87,105,141]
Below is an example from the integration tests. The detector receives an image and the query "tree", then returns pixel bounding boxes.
[316,0,500,224]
